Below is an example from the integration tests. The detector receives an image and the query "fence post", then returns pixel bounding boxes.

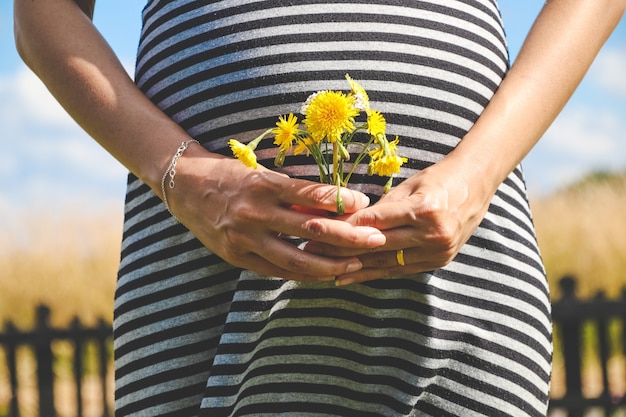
[98,318,111,417]
[594,291,613,414]
[4,320,20,417]
[34,305,56,417]
[71,317,84,417]
[557,276,584,417]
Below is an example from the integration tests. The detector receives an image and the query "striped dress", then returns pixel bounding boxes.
[114,0,553,416]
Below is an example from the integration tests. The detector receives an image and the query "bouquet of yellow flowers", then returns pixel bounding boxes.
[229,74,407,214]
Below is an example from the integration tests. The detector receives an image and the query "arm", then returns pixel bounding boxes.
[449,0,625,199]
[326,0,626,285]
[13,0,176,185]
[14,0,387,280]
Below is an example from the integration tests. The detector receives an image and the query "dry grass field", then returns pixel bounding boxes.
[532,172,626,300]
[0,207,122,329]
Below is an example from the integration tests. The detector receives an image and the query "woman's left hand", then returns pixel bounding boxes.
[304,160,494,285]
[304,0,626,286]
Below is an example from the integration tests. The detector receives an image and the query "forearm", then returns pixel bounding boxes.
[13,0,203,195]
[442,0,625,199]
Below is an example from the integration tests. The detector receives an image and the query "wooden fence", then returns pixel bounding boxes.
[0,306,112,417]
[549,276,626,416]
[0,276,625,416]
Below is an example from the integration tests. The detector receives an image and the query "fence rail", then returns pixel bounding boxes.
[1,277,625,416]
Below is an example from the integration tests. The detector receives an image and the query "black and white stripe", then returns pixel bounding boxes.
[114,0,552,415]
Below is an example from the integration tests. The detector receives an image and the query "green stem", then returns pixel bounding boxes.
[333,141,345,214]
[247,128,273,150]
[344,135,375,184]
[332,141,339,186]
[336,182,345,215]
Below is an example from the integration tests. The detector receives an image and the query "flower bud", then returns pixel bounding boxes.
[274,149,286,167]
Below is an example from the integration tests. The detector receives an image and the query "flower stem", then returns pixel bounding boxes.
[336,183,345,215]
[332,141,345,214]
[344,135,375,184]
[332,142,339,185]
[248,128,273,150]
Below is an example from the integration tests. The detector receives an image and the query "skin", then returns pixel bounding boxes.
[14,0,625,285]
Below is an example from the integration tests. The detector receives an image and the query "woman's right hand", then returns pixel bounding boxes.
[13,0,384,282]
[162,143,387,282]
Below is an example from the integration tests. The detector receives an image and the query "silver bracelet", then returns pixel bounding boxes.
[160,139,201,220]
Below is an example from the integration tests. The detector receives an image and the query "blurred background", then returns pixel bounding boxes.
[0,1,625,416]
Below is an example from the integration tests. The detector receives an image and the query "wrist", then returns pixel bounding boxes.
[159,139,202,219]
[150,140,233,220]
[138,138,206,199]
[434,144,500,205]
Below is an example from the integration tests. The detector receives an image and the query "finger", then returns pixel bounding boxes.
[358,245,453,269]
[278,178,371,214]
[334,261,438,286]
[272,207,387,249]
[253,234,365,278]
[303,224,419,257]
[303,240,373,257]
[343,197,418,230]
[235,252,337,282]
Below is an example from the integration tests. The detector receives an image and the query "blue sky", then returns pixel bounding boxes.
[0,1,624,222]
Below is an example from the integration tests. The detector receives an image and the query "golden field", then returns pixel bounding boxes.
[0,207,122,329]
[532,172,626,300]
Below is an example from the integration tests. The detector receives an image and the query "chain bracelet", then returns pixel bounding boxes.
[160,139,201,220]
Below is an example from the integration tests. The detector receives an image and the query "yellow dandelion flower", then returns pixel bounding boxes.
[228,139,258,169]
[345,74,370,112]
[387,136,400,153]
[303,90,359,143]
[367,110,386,138]
[385,136,399,155]
[368,136,406,176]
[272,113,299,152]
[293,137,315,156]
[369,154,407,177]
[368,144,384,161]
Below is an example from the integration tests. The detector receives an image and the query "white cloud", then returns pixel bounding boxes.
[0,66,128,217]
[590,48,626,98]
[0,66,74,128]
[542,108,625,161]
[523,104,626,196]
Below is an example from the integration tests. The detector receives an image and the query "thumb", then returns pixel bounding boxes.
[284,180,370,214]
[335,187,371,214]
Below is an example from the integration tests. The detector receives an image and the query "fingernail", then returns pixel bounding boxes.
[335,278,355,287]
[367,233,386,247]
[346,261,362,273]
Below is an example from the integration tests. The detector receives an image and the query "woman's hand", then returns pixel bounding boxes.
[304,158,492,285]
[305,0,626,286]
[12,0,386,283]
[164,144,387,282]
